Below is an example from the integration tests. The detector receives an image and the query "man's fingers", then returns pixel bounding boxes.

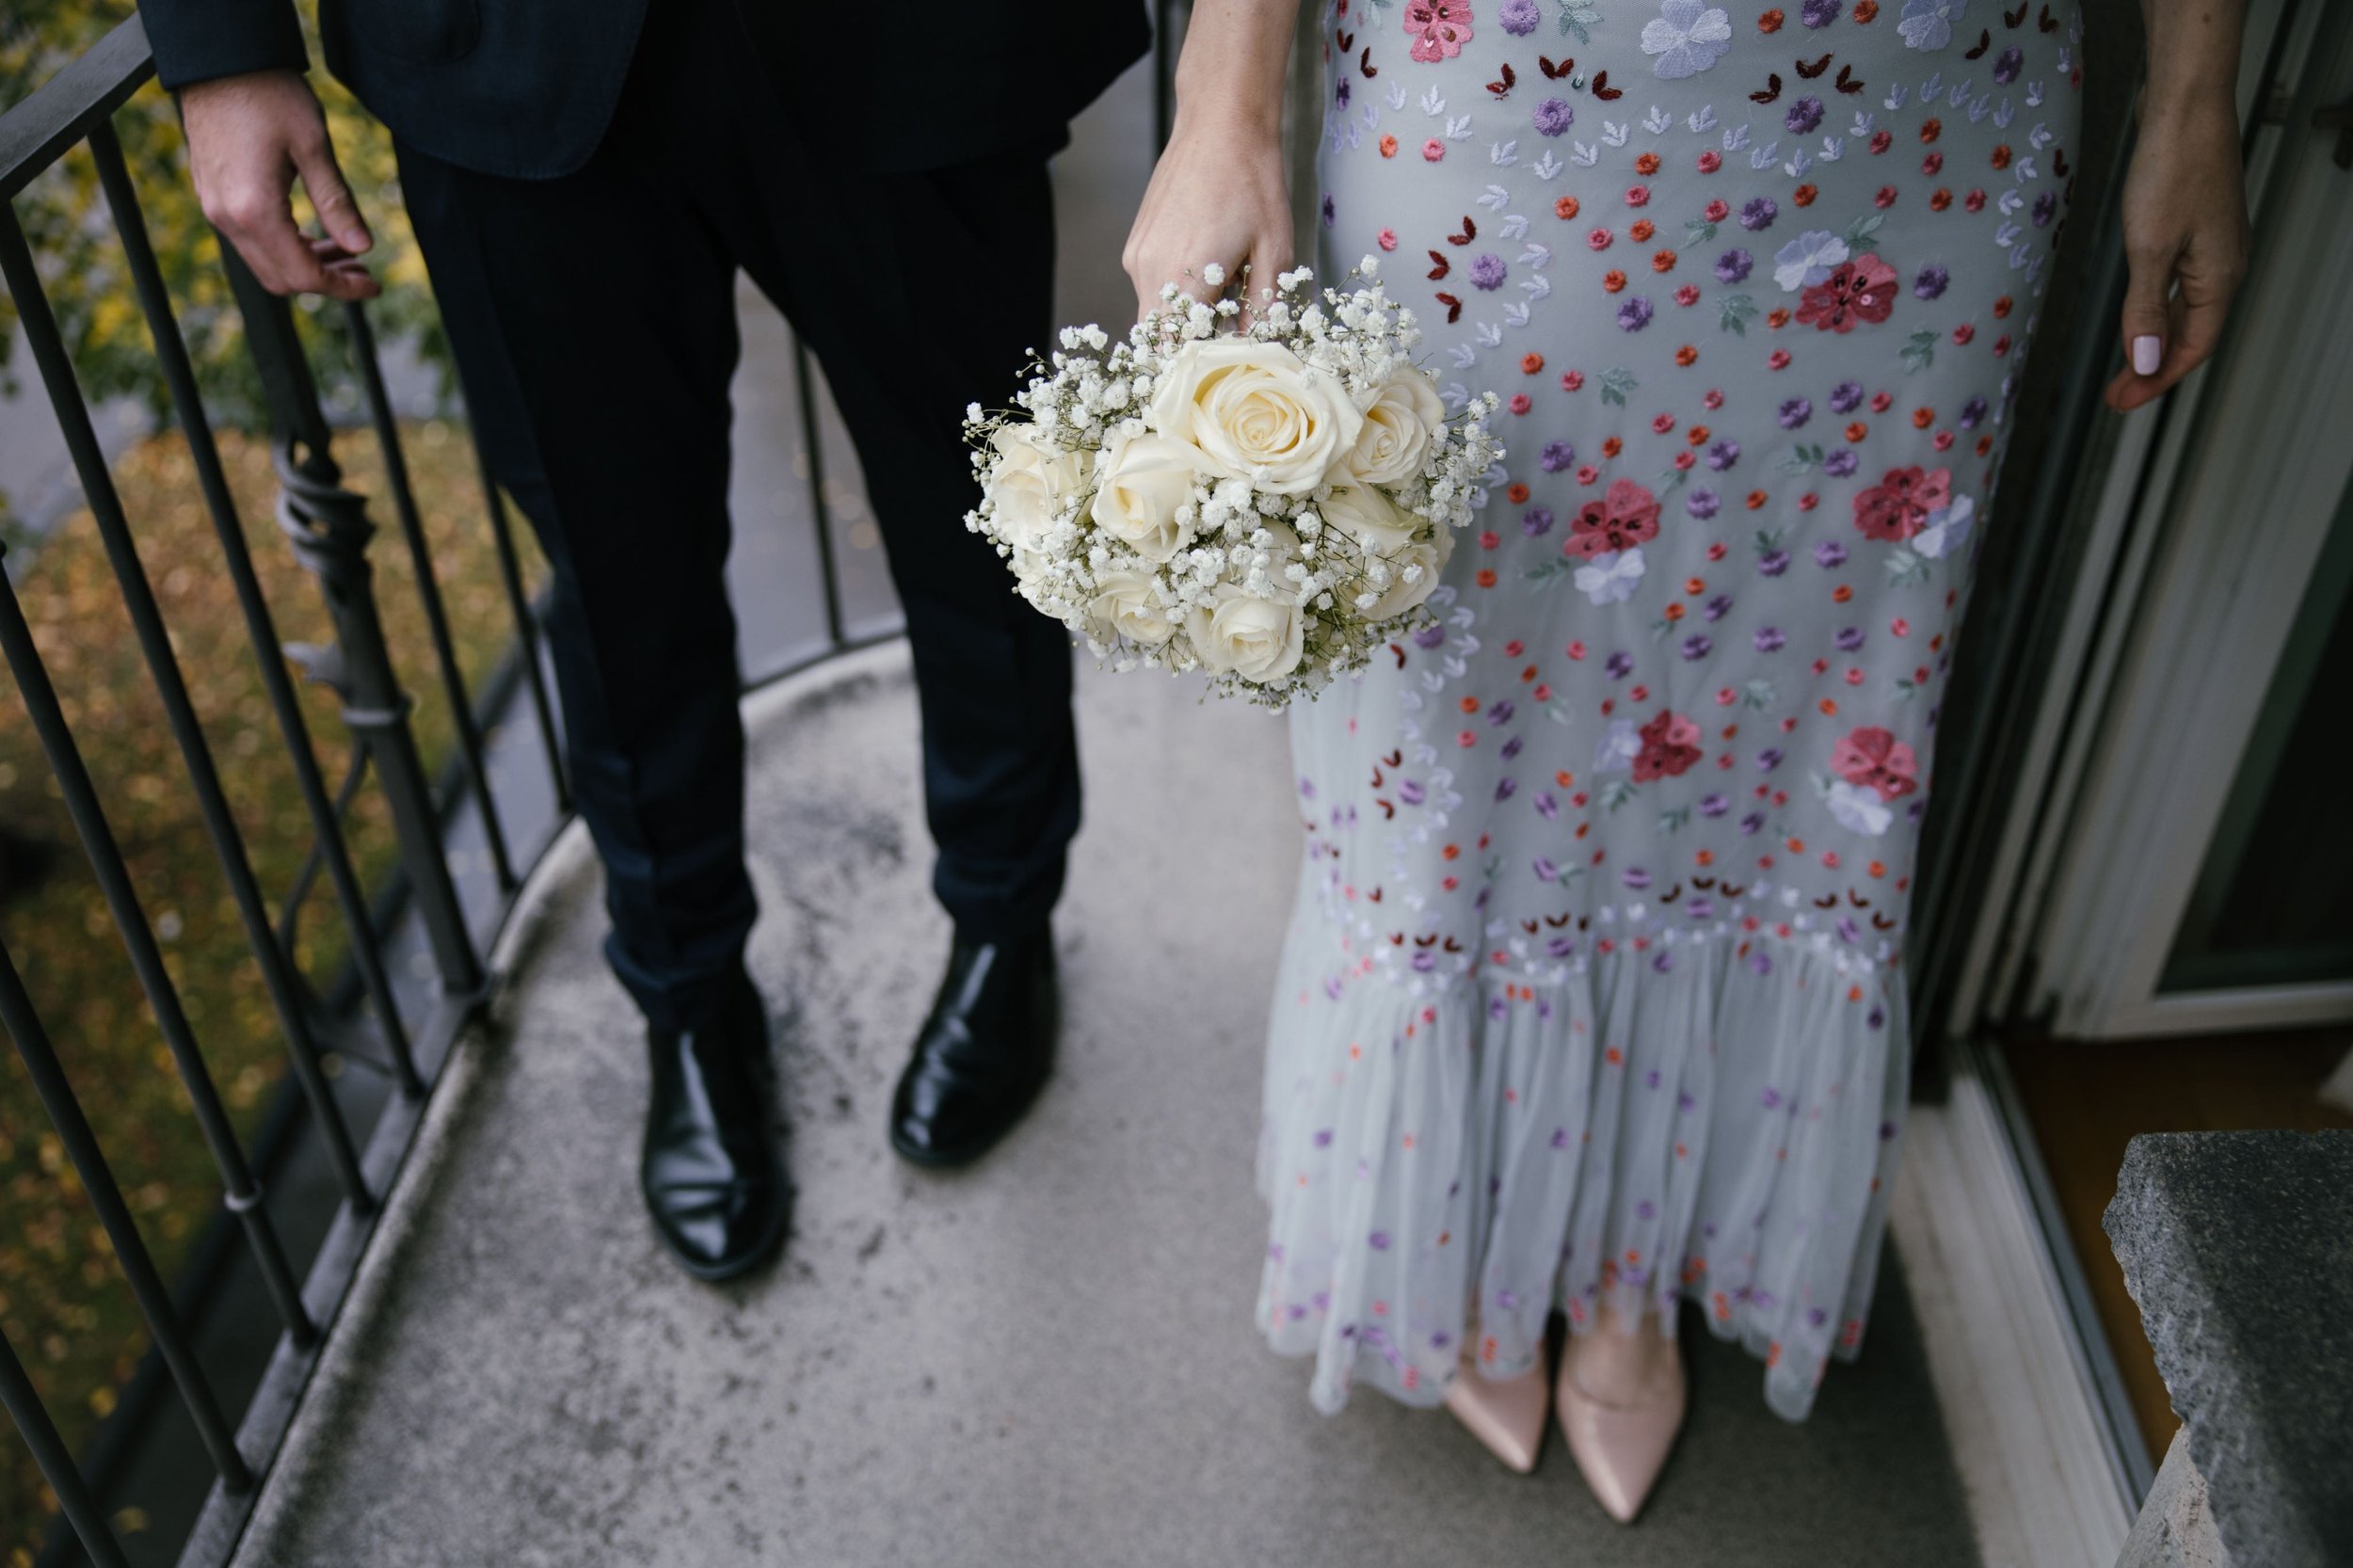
[292,130,373,255]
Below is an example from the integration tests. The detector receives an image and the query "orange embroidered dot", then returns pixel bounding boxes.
[1554,194,1581,219]
[1629,219,1656,243]
[1912,407,1935,428]
[1603,268,1627,293]
[1521,351,1545,374]
[1759,8,1785,30]
[1675,344,1699,366]
[1652,248,1677,273]
[1379,134,1399,157]
[1635,152,1661,175]
[1845,421,1868,442]
[1792,183,1818,206]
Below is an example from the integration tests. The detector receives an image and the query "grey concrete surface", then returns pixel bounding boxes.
[227,644,1977,1568]
[2105,1131,2353,1568]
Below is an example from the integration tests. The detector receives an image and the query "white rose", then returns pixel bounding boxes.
[1342,370,1446,486]
[1184,584,1305,681]
[985,424,1085,551]
[1319,483,1419,555]
[1087,568,1178,646]
[1089,429,1199,563]
[1146,339,1363,495]
[1359,523,1453,621]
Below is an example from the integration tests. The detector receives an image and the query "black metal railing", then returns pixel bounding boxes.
[0,15,873,1567]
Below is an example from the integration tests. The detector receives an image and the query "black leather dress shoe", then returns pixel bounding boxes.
[641,976,792,1281]
[889,930,1058,1168]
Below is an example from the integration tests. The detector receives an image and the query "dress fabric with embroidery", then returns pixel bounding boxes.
[1258,0,2085,1422]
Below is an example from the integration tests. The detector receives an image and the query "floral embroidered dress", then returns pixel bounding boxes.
[1258,0,2085,1421]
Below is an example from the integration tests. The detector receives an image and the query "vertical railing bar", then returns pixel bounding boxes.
[0,1328,136,1568]
[791,340,847,651]
[340,304,516,891]
[223,259,485,999]
[472,448,568,811]
[0,937,255,1492]
[0,194,375,1220]
[84,125,424,1099]
[0,570,315,1355]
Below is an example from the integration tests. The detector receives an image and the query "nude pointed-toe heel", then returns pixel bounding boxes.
[1555,1327,1688,1523]
[1442,1354,1551,1475]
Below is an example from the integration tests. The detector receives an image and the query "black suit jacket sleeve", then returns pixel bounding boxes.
[139,0,311,92]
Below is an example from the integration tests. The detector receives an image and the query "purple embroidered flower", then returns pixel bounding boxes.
[1413,621,1449,649]
[1321,193,1336,228]
[1823,447,1860,477]
[1637,1197,1659,1221]
[1913,263,1950,300]
[1814,538,1849,568]
[1469,252,1508,290]
[1494,775,1517,802]
[1802,0,1841,24]
[1398,778,1427,805]
[1829,377,1866,413]
[1778,395,1814,429]
[1540,439,1577,472]
[1706,438,1740,470]
[1523,504,1555,536]
[1618,295,1656,331]
[1753,626,1786,652]
[1605,648,1636,679]
[1410,949,1436,972]
[1546,934,1577,957]
[1531,856,1561,882]
[1312,1128,1334,1146]
[1699,792,1730,816]
[2032,190,2057,228]
[1740,810,1768,836]
[1680,633,1713,660]
[1487,699,1516,726]
[1336,76,1352,108]
[1834,625,1866,652]
[1835,915,1862,944]
[1533,96,1576,136]
[1761,1086,1784,1110]
[1758,548,1791,576]
[1368,1230,1392,1251]
[1500,733,1525,761]
[1500,0,1543,32]
[1785,95,1825,134]
[1993,45,2024,83]
[1958,394,1989,429]
[1534,791,1559,820]
[1715,247,1754,283]
[1704,593,1734,620]
[1685,487,1721,520]
[1740,197,1779,232]
[1622,866,1654,889]
[1757,745,1785,772]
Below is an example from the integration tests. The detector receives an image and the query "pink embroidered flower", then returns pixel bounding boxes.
[1851,464,1952,541]
[1831,726,1919,801]
[1405,0,1475,61]
[1567,478,1662,557]
[1797,252,1899,332]
[1634,710,1704,781]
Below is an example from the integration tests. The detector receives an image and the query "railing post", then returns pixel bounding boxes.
[221,254,486,999]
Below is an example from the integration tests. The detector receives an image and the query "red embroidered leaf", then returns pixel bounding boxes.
[1751,72,1784,104]
[1835,62,1864,94]
[2038,4,2058,30]
[1591,69,1622,100]
[1436,292,1464,324]
[1795,52,1832,78]
[1963,27,1991,58]
[1336,27,1354,50]
[2003,2,2027,25]
[2053,146,2070,176]
[1427,248,1451,280]
[1538,54,1575,79]
[1486,61,1516,97]
[1360,46,1378,76]
[1447,216,1477,244]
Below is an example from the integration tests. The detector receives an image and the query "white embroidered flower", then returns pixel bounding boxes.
[1574,546,1647,604]
[1641,0,1734,80]
[1826,780,1896,836]
[1898,0,1968,50]
[1772,230,1853,291]
[1913,493,1975,559]
[1595,717,1642,773]
[1090,428,1199,563]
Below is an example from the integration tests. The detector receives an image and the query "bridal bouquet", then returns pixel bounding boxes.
[962,261,1502,706]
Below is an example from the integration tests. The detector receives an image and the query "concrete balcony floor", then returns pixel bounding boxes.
[222,643,1982,1566]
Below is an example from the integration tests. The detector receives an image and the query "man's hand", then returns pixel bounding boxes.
[182,71,379,300]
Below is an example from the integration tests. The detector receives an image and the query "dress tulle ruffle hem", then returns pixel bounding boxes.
[1255,879,1909,1425]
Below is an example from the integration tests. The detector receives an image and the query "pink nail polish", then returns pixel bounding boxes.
[2131,335,2161,376]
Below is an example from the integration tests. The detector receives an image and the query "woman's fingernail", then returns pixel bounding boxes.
[2131,335,2162,376]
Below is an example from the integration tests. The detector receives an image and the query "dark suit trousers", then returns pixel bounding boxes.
[394,0,1080,1032]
